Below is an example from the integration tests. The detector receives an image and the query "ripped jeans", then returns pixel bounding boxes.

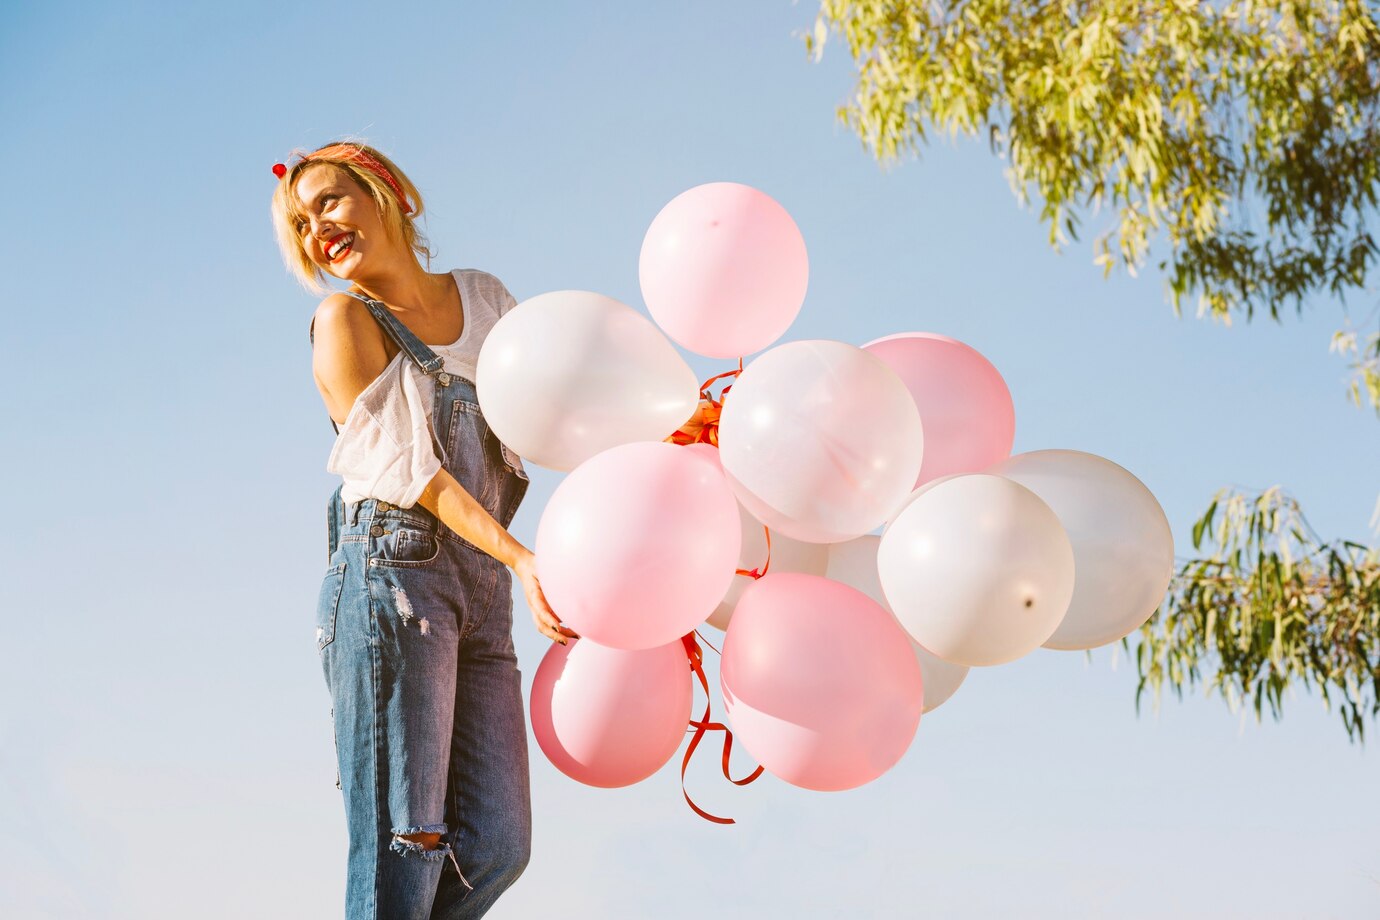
[317,486,531,919]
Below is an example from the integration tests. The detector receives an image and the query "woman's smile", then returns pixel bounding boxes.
[325,231,356,261]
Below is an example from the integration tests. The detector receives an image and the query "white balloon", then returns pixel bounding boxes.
[476,291,701,472]
[877,474,1075,667]
[912,645,969,715]
[718,340,924,543]
[987,450,1175,650]
[824,535,968,712]
[706,501,830,631]
[882,473,965,534]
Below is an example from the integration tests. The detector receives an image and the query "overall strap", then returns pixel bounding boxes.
[334,290,446,375]
[308,290,447,435]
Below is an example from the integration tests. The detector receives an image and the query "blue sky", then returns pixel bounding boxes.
[2,2,1377,917]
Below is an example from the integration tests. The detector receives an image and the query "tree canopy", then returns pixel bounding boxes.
[808,0,1380,410]
[808,0,1380,739]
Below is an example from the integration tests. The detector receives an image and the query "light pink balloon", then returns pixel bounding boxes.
[720,573,923,791]
[862,333,1015,487]
[530,638,692,788]
[678,442,721,466]
[718,340,925,543]
[639,182,808,359]
[536,441,741,649]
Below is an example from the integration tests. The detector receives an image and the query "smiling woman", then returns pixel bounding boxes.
[270,142,430,294]
[269,140,576,920]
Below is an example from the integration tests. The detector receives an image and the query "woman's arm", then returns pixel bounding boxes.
[414,466,526,568]
[416,466,574,644]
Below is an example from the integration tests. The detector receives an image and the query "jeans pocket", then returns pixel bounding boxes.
[316,562,347,651]
[369,526,443,568]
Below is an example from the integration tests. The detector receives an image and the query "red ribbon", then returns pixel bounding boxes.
[735,526,771,579]
[664,359,744,448]
[667,358,772,823]
[680,630,765,824]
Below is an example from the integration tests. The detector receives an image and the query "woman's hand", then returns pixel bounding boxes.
[512,549,579,645]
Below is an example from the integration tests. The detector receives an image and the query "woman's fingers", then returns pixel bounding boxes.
[519,560,580,644]
[541,606,577,639]
[529,596,569,644]
[530,608,562,642]
[531,582,573,642]
[534,616,564,644]
[539,614,565,644]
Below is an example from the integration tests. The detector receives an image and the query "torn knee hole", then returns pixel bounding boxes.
[389,824,452,860]
[389,827,472,887]
[394,831,442,851]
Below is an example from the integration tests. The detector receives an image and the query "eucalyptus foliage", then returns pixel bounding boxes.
[807,0,1380,410]
[807,1,1380,737]
[1331,326,1380,415]
[1137,488,1380,740]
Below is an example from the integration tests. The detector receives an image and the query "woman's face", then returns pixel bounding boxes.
[292,163,392,281]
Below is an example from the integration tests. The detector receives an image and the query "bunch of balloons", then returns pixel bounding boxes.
[475,182,1175,809]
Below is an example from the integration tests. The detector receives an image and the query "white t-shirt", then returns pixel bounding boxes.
[325,268,518,507]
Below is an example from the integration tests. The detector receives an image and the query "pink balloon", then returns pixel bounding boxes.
[862,333,1015,487]
[678,442,721,467]
[530,638,693,788]
[639,182,808,359]
[536,441,741,649]
[720,573,923,791]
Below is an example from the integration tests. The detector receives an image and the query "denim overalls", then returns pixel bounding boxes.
[314,291,532,919]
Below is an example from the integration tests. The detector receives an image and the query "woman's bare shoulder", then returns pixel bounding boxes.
[311,293,392,424]
[312,292,373,340]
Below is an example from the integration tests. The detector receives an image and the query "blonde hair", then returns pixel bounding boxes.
[269,140,432,293]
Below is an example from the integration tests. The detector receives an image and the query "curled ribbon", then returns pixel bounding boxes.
[665,360,744,448]
[735,526,771,579]
[668,358,772,824]
[680,630,765,824]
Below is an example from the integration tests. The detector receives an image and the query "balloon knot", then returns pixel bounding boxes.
[664,362,744,448]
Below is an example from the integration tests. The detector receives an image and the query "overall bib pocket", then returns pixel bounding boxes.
[445,399,499,511]
[316,562,347,651]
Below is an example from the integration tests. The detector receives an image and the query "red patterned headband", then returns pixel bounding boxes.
[271,144,413,214]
